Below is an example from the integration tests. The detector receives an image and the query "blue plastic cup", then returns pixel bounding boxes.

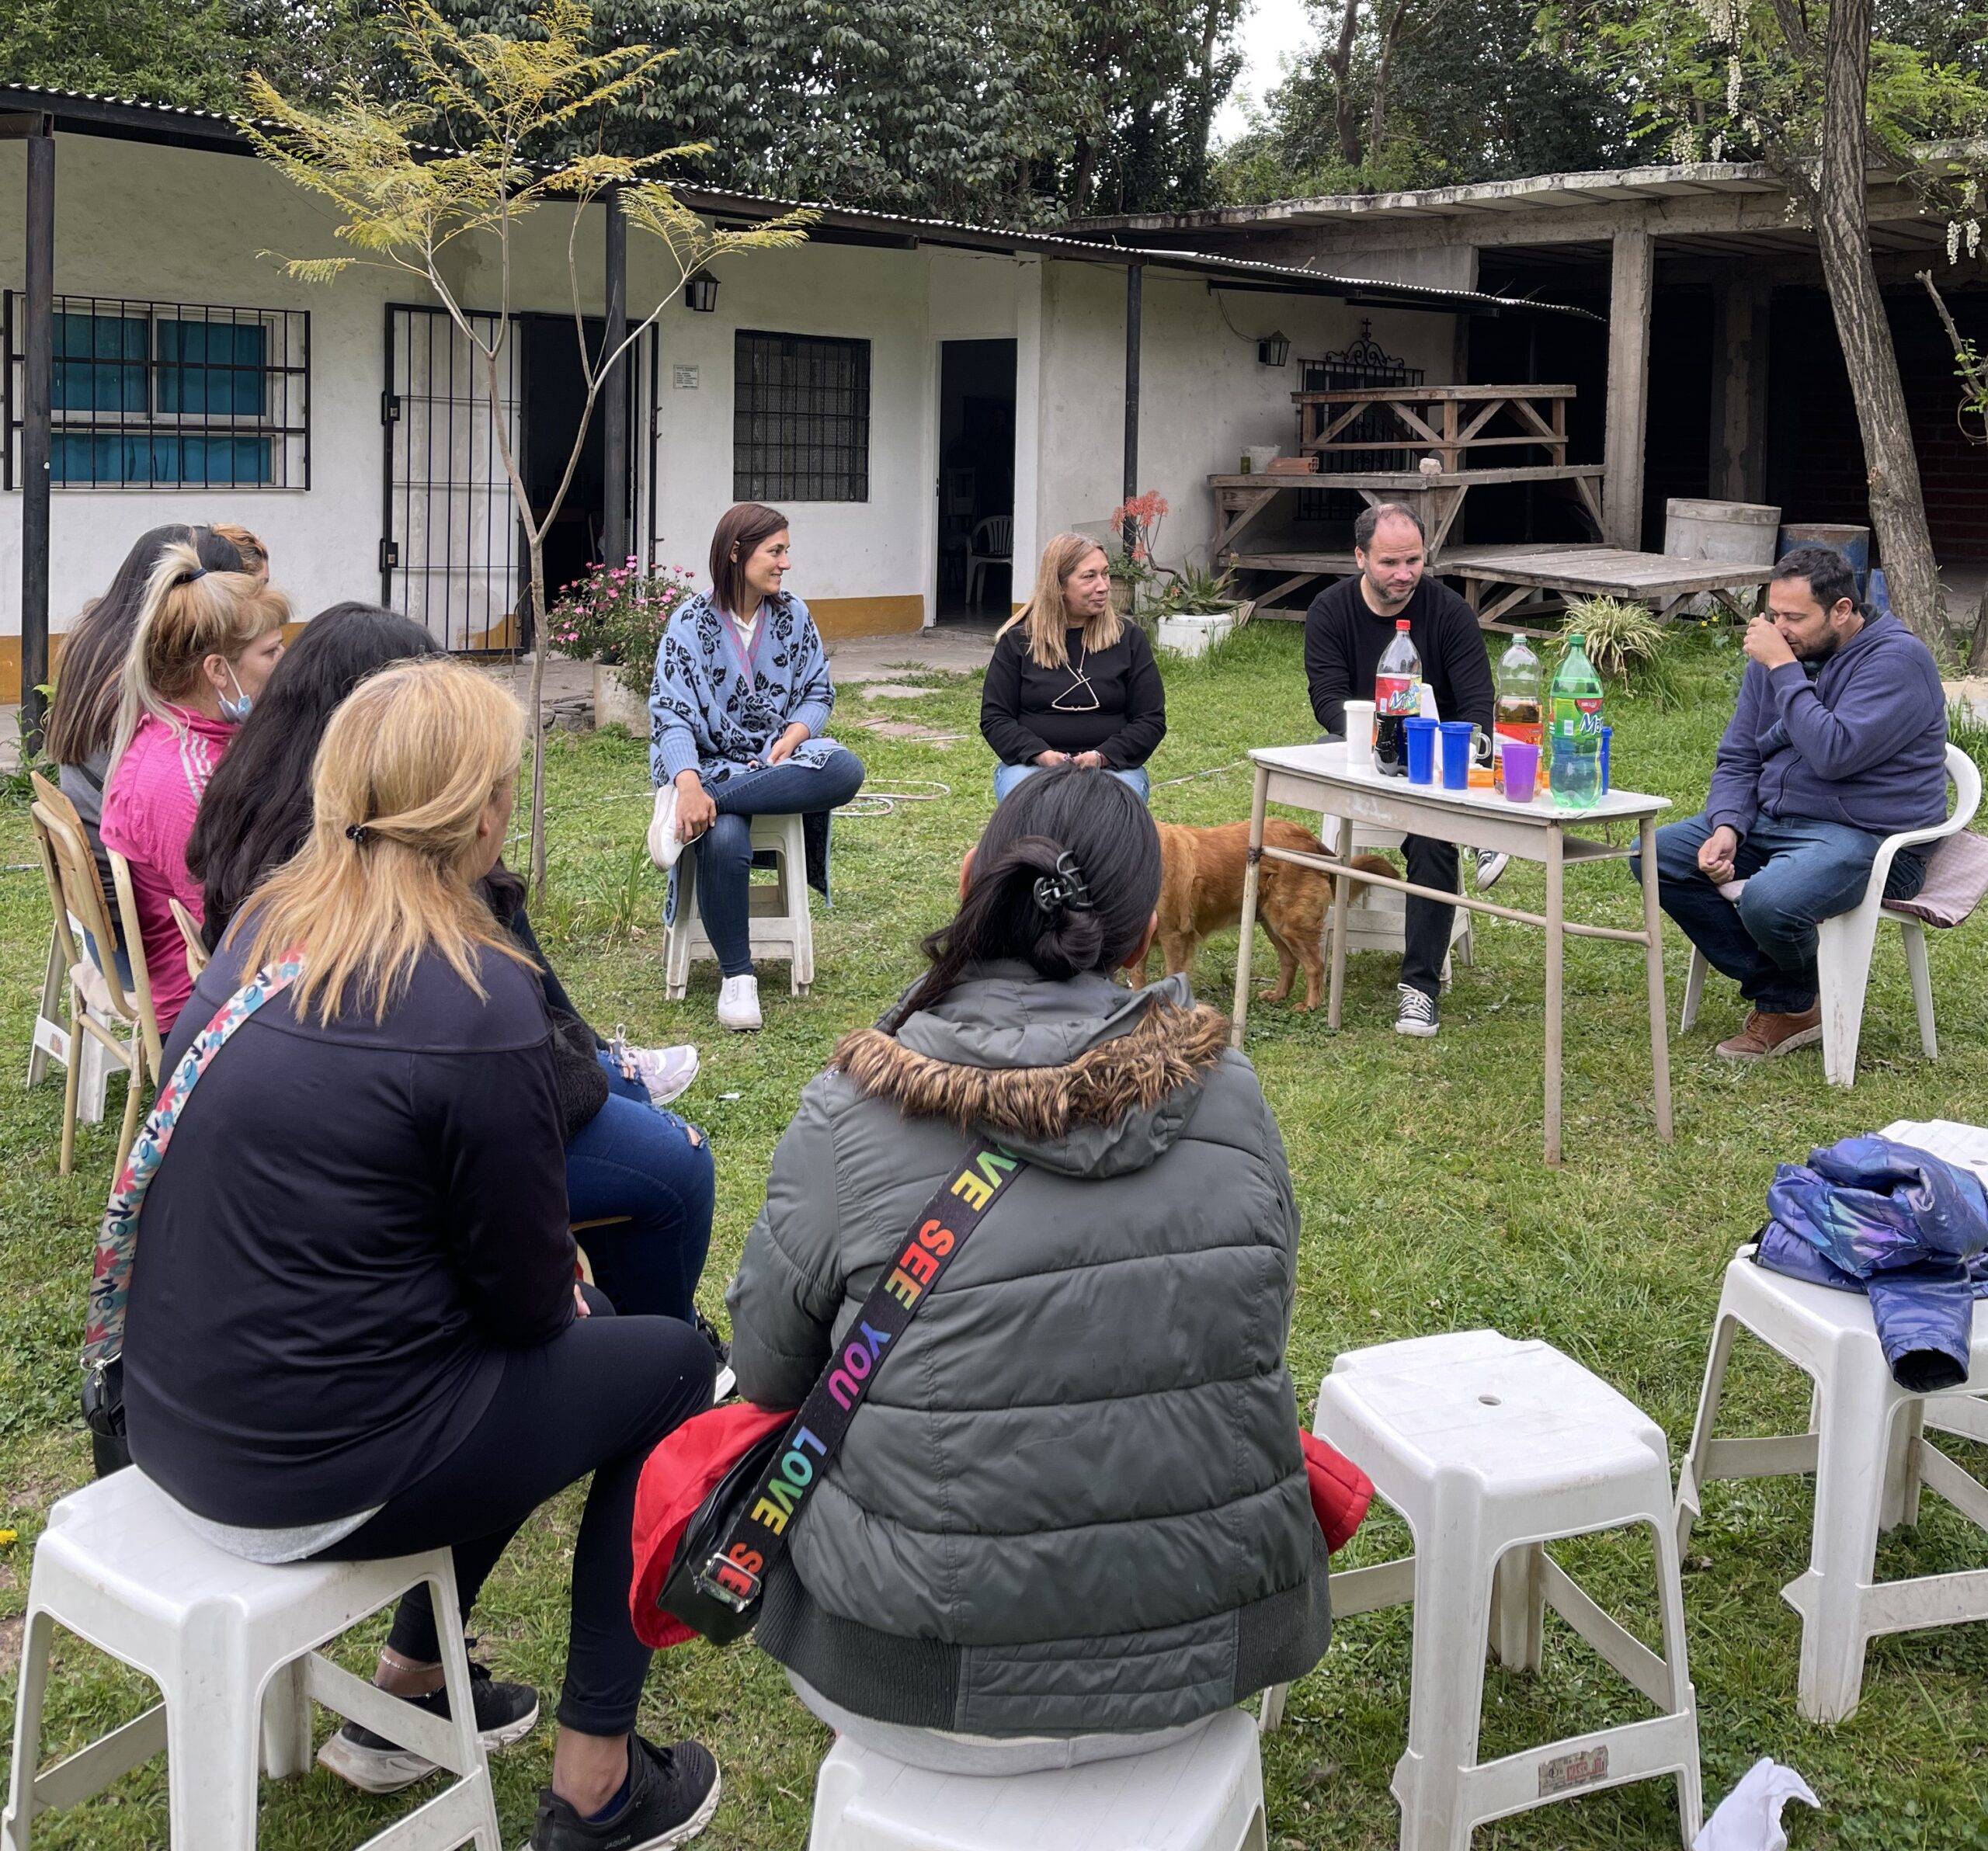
[1404,717,1438,784]
[1599,725,1612,794]
[1437,721,1474,790]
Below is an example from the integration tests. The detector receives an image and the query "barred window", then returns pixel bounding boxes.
[733,331,869,503]
[7,295,309,490]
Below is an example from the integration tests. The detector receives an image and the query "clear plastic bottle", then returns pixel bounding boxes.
[1494,635,1543,797]
[1548,632,1604,810]
[1372,619,1422,778]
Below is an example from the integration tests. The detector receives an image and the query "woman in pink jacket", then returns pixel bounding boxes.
[100,540,290,1032]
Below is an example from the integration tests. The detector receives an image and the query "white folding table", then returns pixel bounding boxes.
[1232,741,1673,1165]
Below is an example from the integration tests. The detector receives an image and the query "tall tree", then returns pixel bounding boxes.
[1539,0,1988,648]
[1213,0,1635,200]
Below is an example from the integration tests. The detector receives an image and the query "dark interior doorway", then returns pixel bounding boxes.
[520,313,609,616]
[936,339,1017,620]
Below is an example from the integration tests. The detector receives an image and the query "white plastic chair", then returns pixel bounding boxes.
[807,1707,1267,1851]
[664,811,815,999]
[2,1467,500,1851]
[1674,1221,1988,1724]
[966,516,1013,612]
[1262,1332,1701,1851]
[1679,743,1982,1085]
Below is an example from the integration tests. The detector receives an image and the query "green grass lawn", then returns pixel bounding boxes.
[5,620,1988,1848]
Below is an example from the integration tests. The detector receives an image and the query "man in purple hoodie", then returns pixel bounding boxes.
[1632,545,1948,1061]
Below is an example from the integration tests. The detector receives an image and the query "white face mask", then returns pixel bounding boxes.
[218,663,253,724]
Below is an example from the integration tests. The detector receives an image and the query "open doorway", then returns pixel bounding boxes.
[520,313,637,627]
[935,339,1017,620]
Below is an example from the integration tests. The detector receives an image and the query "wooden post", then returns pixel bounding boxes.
[19,116,53,748]
[1641,816,1674,1141]
[1709,276,1769,505]
[1543,822,1565,1166]
[1122,262,1142,554]
[1326,813,1354,1031]
[1230,760,1269,1048]
[600,186,628,571]
[1604,223,1655,550]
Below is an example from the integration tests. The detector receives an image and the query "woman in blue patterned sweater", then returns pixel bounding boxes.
[646,503,866,1030]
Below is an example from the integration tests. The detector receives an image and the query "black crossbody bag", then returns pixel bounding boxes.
[659,1140,1027,1643]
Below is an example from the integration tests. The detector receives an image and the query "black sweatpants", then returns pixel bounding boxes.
[318,1299,714,1735]
[1400,835,1461,1002]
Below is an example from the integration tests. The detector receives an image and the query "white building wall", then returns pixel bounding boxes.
[1032,260,1459,571]
[0,128,1467,691]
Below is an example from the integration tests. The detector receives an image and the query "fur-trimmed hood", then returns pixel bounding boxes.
[832,964,1230,1179]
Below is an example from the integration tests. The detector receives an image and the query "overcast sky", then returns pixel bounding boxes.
[1213,0,1319,145]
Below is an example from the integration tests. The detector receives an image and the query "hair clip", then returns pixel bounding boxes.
[1032,850,1094,917]
[345,823,371,843]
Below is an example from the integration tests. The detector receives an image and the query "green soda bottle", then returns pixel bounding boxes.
[1548,633,1604,810]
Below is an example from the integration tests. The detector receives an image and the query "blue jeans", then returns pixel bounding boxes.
[1631,811,1927,1015]
[992,762,1151,803]
[562,1051,715,1321]
[694,749,867,977]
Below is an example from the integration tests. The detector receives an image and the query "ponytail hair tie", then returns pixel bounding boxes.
[1031,849,1094,919]
[181,566,208,582]
[345,823,371,844]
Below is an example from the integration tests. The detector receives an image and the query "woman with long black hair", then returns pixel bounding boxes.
[725,766,1328,1768]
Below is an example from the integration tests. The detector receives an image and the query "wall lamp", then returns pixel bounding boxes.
[684,273,720,314]
[1257,331,1291,368]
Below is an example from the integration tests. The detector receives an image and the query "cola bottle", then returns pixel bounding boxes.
[1372,619,1422,778]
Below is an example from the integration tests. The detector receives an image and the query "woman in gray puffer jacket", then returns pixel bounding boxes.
[727,766,1329,1771]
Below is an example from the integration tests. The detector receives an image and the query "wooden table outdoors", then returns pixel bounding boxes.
[1231,742,1674,1165]
[1449,544,1771,627]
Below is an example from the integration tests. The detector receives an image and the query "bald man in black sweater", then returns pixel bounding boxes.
[1304,504,1495,1037]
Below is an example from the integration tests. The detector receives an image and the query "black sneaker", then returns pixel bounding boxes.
[1393,983,1440,1038]
[318,1660,540,1794]
[1475,846,1510,891]
[696,1312,735,1402]
[526,1735,721,1850]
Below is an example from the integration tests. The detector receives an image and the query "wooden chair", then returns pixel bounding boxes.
[27,773,163,1179]
[169,898,210,982]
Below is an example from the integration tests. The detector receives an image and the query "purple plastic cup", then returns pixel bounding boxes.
[1437,721,1474,790]
[1501,739,1540,802]
[1599,725,1612,794]
[1404,717,1438,784]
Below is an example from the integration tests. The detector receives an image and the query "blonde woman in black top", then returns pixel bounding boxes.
[979,532,1166,800]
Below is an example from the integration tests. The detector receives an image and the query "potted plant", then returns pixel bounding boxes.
[1150,562,1253,658]
[544,554,698,730]
[1106,491,1169,614]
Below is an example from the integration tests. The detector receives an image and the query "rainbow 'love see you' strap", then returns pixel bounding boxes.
[82,953,305,1380]
[695,1141,1026,1614]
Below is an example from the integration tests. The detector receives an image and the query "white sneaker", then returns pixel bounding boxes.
[646,783,684,871]
[626,1044,700,1106]
[717,974,762,1032]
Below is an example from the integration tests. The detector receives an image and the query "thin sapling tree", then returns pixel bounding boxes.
[245,0,809,890]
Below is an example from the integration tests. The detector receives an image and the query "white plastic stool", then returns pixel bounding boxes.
[1674,1245,1988,1724]
[664,811,815,999]
[3,1468,500,1851]
[1263,1331,1701,1851]
[807,1707,1266,1851]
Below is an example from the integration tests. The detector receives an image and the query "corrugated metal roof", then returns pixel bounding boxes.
[1063,147,1973,235]
[0,78,1594,316]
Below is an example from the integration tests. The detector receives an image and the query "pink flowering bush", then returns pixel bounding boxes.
[547,555,698,698]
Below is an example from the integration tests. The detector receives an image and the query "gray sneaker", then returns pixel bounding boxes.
[1393,983,1440,1038]
[1475,847,1510,891]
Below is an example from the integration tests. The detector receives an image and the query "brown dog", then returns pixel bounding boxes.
[1146,818,1394,1011]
